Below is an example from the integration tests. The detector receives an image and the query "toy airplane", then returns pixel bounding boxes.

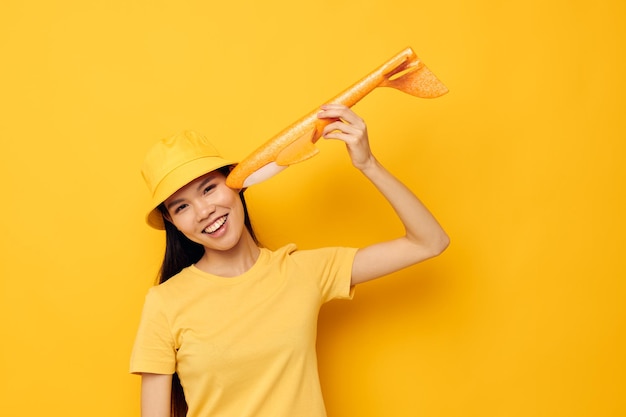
[226,47,448,189]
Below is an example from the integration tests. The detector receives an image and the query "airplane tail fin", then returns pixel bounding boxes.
[381,56,448,98]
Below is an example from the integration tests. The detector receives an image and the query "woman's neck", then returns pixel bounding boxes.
[195,232,261,277]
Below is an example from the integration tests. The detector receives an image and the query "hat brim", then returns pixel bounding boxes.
[146,156,236,230]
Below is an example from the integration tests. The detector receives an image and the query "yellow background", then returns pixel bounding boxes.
[1,0,624,416]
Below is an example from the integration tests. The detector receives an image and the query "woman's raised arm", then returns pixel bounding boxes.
[318,104,449,285]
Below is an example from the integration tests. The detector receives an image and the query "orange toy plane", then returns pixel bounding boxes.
[226,47,447,189]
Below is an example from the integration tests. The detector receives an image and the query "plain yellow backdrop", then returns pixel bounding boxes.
[1,0,624,416]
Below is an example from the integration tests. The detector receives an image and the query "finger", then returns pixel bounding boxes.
[321,130,358,143]
[319,106,365,129]
[318,104,353,119]
[322,120,362,138]
[320,103,348,110]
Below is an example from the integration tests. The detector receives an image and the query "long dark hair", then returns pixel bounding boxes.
[155,168,258,417]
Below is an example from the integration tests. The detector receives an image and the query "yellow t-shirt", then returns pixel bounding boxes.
[130,243,357,417]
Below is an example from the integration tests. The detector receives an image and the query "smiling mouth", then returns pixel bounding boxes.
[203,215,228,234]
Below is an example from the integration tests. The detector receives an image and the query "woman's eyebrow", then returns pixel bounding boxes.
[166,198,185,211]
[196,175,216,192]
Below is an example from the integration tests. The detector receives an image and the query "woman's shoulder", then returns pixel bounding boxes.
[264,243,334,260]
[265,243,298,257]
[147,266,197,295]
[266,243,357,265]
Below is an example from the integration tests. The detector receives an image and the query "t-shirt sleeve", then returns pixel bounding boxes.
[293,246,358,303]
[129,287,176,375]
[323,247,358,302]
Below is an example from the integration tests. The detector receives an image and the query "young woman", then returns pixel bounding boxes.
[130,104,449,417]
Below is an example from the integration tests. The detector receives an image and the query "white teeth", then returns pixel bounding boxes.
[204,216,227,234]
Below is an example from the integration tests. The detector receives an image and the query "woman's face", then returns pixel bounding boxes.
[163,171,247,253]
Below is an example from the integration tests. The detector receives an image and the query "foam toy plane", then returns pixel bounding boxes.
[225,47,448,189]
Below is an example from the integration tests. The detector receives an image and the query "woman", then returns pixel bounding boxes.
[130,104,449,417]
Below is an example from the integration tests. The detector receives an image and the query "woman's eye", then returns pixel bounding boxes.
[174,204,188,214]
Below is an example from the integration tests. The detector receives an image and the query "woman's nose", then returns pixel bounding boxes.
[196,201,216,221]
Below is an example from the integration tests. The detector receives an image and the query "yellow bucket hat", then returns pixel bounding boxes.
[141,130,235,229]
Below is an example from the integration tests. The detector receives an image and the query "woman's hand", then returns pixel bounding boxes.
[317,104,375,171]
